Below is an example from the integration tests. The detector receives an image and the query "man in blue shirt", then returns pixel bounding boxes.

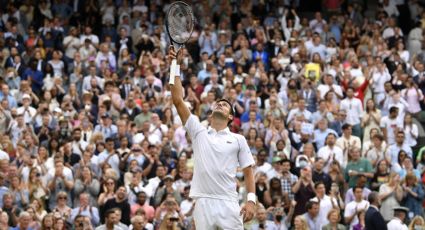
[70,193,100,227]
[314,119,338,150]
[10,211,33,230]
[0,84,17,108]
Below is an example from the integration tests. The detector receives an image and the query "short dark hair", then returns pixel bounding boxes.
[353,186,363,193]
[389,106,399,114]
[342,124,352,130]
[314,181,325,189]
[105,137,115,143]
[216,98,235,116]
[281,159,291,164]
[368,191,379,204]
[306,201,319,210]
[105,209,116,219]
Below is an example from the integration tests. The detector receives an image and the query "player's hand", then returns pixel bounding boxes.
[240,201,255,222]
[168,46,182,63]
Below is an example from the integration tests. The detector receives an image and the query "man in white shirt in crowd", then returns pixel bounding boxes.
[16,94,36,124]
[309,12,327,34]
[287,98,312,123]
[71,128,88,157]
[310,181,338,228]
[388,92,408,122]
[344,186,370,229]
[318,133,344,172]
[254,150,272,175]
[336,124,361,165]
[371,57,391,106]
[340,87,363,137]
[380,106,403,145]
[317,74,344,102]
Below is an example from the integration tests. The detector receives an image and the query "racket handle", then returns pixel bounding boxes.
[169,59,177,85]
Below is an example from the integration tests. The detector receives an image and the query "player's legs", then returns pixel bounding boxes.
[193,198,217,230]
[216,199,243,230]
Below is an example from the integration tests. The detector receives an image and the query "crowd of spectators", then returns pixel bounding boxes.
[1,0,425,229]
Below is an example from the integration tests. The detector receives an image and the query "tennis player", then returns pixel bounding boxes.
[169,46,256,229]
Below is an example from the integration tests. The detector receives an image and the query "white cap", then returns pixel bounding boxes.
[22,94,31,100]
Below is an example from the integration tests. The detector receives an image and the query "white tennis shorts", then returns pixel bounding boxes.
[193,197,243,230]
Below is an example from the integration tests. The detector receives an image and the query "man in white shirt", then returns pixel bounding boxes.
[145,165,167,196]
[309,36,326,60]
[344,186,370,228]
[371,58,391,106]
[255,151,272,175]
[71,128,88,157]
[317,133,344,172]
[336,124,361,164]
[310,182,337,228]
[309,12,327,34]
[387,206,409,230]
[63,27,81,60]
[317,74,344,101]
[82,66,104,91]
[149,113,168,142]
[340,87,363,137]
[387,93,408,122]
[380,107,403,145]
[286,98,312,123]
[80,25,99,48]
[16,94,36,124]
[169,47,255,229]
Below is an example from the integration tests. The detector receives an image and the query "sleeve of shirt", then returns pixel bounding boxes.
[184,114,205,140]
[380,118,386,128]
[344,203,354,218]
[237,135,255,169]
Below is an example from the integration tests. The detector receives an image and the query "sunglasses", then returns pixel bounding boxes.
[58,197,67,200]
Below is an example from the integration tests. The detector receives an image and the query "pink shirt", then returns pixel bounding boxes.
[402,88,423,114]
[131,203,155,221]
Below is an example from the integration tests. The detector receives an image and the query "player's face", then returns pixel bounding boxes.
[213,101,233,120]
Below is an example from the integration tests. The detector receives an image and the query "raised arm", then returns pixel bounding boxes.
[169,46,191,125]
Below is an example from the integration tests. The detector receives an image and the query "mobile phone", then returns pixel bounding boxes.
[169,217,179,222]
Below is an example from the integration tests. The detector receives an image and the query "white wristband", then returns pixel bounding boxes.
[175,64,180,77]
[247,193,256,204]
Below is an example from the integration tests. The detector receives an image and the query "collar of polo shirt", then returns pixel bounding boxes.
[207,126,231,134]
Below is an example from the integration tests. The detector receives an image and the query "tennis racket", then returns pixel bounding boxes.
[165,1,194,85]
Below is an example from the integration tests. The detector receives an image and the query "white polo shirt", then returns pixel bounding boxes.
[185,115,255,202]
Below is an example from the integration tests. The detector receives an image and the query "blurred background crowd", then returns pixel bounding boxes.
[1,0,425,229]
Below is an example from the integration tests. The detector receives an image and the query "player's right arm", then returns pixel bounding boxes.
[169,46,191,125]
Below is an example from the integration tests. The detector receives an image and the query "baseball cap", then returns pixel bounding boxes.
[101,113,110,118]
[393,206,409,213]
[22,94,31,100]
[272,156,283,164]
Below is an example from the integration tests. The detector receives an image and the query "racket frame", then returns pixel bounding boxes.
[165,1,194,85]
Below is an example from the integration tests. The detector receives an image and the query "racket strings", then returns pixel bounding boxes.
[167,3,193,44]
